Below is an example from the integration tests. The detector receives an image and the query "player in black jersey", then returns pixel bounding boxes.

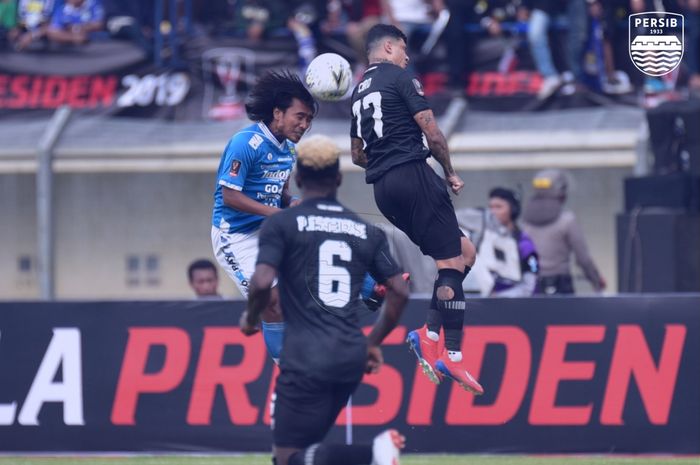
[240,135,410,465]
[350,24,484,395]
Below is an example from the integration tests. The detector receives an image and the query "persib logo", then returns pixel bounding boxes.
[629,12,684,77]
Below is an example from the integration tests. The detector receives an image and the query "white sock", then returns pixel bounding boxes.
[447,350,462,362]
[426,330,439,342]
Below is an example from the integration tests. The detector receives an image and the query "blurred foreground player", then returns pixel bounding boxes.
[241,135,410,465]
[350,24,483,394]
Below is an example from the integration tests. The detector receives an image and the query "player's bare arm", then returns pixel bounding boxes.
[240,263,277,335]
[351,137,368,168]
[414,109,464,195]
[280,179,300,207]
[223,186,281,216]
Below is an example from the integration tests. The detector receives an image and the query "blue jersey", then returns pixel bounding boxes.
[51,0,103,29]
[212,122,296,234]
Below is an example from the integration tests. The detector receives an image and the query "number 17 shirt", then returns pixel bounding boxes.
[350,62,431,183]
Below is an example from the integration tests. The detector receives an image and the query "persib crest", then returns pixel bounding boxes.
[629,12,684,77]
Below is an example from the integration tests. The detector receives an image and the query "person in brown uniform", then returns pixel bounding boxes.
[521,169,606,295]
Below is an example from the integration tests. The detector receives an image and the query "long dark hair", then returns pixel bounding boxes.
[245,69,317,125]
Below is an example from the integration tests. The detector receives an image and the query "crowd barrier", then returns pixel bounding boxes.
[0,296,698,453]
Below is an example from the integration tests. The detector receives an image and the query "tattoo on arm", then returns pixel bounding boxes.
[351,137,368,168]
[414,110,454,176]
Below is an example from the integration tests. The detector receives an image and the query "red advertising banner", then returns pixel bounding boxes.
[0,296,698,453]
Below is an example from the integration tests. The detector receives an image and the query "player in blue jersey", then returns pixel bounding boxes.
[212,70,316,363]
[212,70,390,363]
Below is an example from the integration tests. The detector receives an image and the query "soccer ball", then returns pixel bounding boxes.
[305,53,352,102]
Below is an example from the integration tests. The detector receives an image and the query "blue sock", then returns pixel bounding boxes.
[261,321,285,363]
[360,273,377,300]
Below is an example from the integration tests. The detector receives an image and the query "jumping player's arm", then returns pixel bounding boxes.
[280,179,300,208]
[413,109,464,195]
[365,230,409,372]
[350,137,368,168]
[219,136,282,217]
[241,214,285,334]
[393,71,464,195]
[224,188,281,217]
[241,262,277,335]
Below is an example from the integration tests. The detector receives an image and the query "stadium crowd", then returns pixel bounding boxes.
[0,0,698,96]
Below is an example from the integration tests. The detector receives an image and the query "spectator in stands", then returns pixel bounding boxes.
[0,0,17,50]
[231,0,317,71]
[581,0,632,95]
[485,187,539,297]
[323,0,384,75]
[187,259,223,300]
[384,0,445,56]
[47,0,105,46]
[102,0,154,58]
[478,0,529,37]
[521,169,605,295]
[526,0,587,98]
[12,0,54,50]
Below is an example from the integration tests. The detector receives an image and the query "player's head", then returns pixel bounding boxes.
[294,135,342,196]
[532,169,568,201]
[489,187,521,226]
[365,24,409,69]
[187,259,219,298]
[245,69,318,143]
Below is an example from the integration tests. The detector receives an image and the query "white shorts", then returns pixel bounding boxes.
[211,226,259,298]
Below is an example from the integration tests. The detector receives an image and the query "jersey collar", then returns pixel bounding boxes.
[257,122,286,151]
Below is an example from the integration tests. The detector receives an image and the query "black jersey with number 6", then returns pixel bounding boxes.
[256,197,401,382]
[350,62,431,183]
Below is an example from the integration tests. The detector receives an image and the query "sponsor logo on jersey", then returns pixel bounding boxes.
[249,134,264,150]
[229,160,241,177]
[262,169,290,180]
[629,12,684,76]
[266,153,273,161]
[412,78,425,96]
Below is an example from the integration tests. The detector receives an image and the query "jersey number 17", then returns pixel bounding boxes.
[352,92,383,146]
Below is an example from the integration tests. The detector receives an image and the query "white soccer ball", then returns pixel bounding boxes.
[305,53,352,102]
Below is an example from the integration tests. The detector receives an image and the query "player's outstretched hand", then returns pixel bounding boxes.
[366,345,383,374]
[239,310,260,336]
[446,173,464,195]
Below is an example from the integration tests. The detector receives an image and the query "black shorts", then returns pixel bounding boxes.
[273,370,360,448]
[373,160,462,260]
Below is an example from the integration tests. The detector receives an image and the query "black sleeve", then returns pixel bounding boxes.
[395,71,430,116]
[368,228,402,284]
[256,214,286,270]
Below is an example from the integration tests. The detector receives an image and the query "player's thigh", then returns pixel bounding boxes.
[211,226,259,297]
[375,162,462,260]
[273,371,347,449]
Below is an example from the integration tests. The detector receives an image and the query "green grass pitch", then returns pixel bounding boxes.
[0,455,697,465]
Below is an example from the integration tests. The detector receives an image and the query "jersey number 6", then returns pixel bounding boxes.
[318,239,351,308]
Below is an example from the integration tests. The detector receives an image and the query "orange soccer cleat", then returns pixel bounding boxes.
[435,355,484,395]
[406,324,442,384]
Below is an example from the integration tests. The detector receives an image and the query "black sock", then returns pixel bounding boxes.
[434,268,466,353]
[288,444,373,465]
[426,280,441,334]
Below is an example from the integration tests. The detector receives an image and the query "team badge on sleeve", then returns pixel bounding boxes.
[230,160,241,176]
[412,78,425,96]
